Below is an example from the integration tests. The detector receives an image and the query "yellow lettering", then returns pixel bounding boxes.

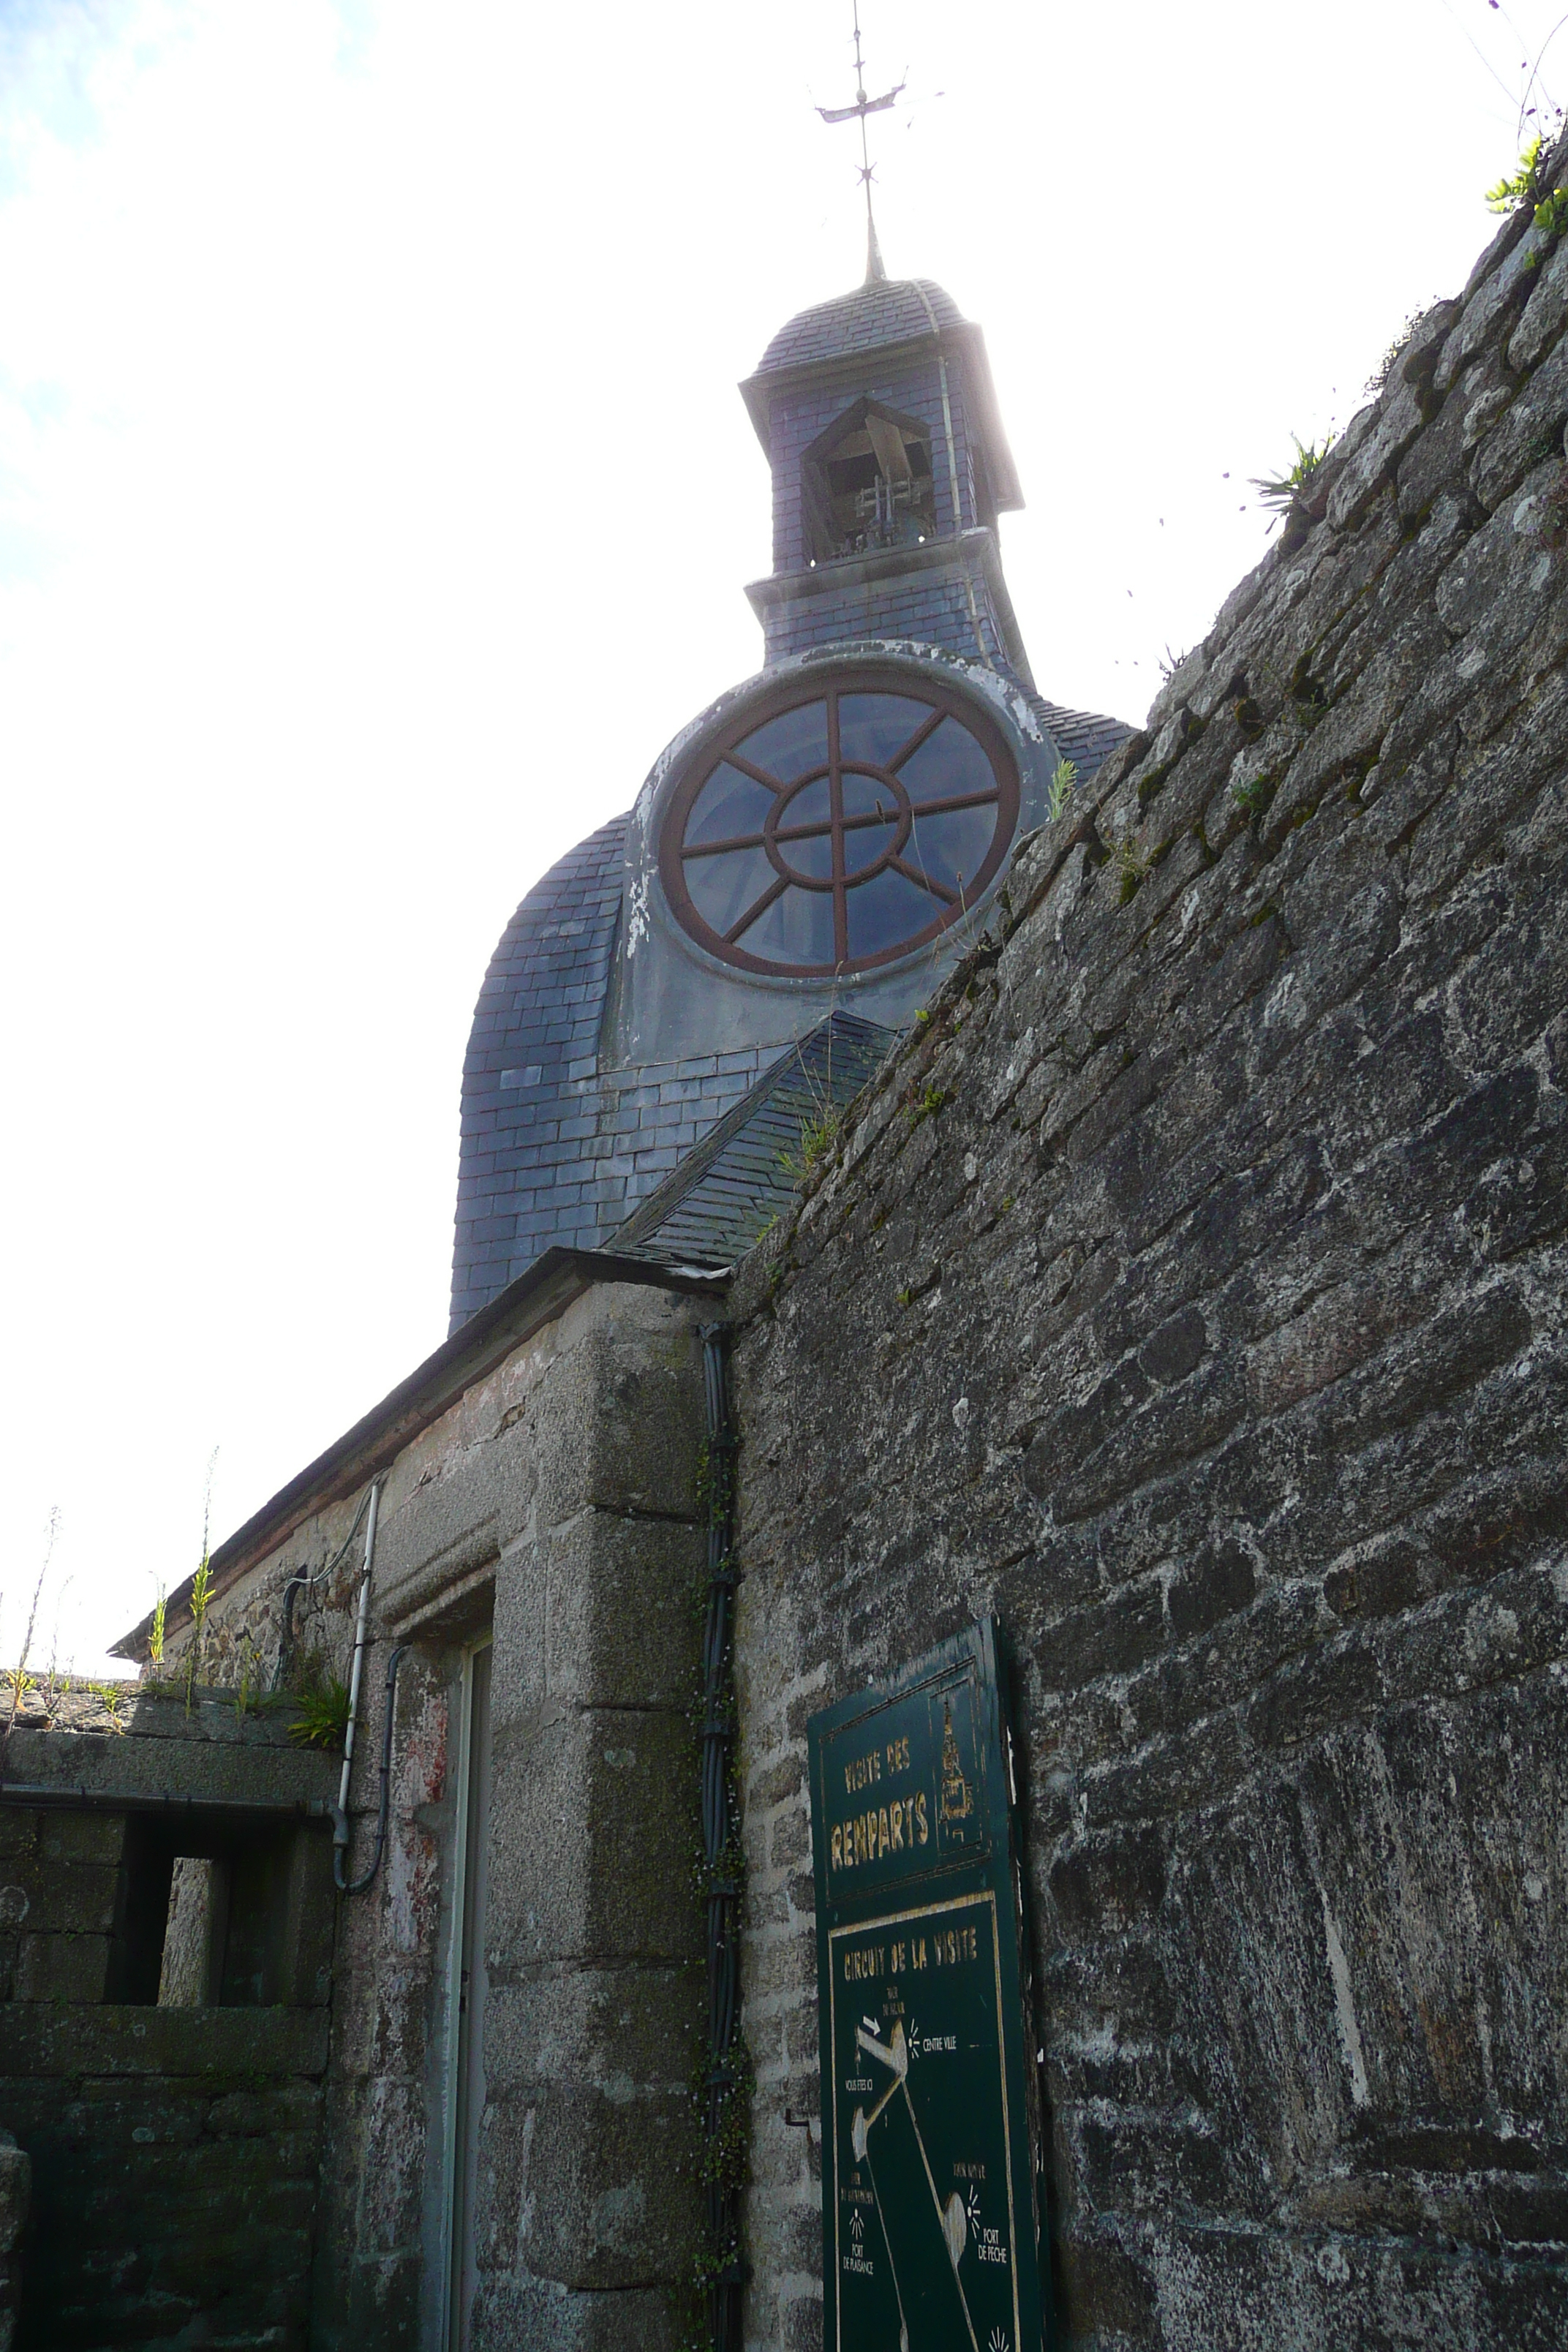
[915,1793,928,1844]
[878,1806,890,1858]
[831,1825,843,1870]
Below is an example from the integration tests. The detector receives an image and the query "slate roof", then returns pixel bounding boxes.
[451,817,627,1327]
[614,1013,897,1271]
[755,278,965,375]
[451,715,1132,1327]
[1030,698,1137,779]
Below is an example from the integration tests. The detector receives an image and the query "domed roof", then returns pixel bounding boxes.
[754,276,966,376]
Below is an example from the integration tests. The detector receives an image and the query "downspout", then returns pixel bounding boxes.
[334,1479,380,1844]
[328,1479,406,1895]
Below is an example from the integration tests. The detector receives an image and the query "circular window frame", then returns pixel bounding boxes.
[657,666,1022,979]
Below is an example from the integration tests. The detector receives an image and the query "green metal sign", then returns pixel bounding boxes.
[807,1619,1047,2352]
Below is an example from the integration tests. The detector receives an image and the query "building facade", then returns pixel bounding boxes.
[4,177,1568,2352]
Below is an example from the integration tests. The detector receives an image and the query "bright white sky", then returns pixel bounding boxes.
[1,0,1561,1673]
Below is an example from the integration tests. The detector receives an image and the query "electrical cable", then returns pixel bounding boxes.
[271,1483,373,1693]
[698,1324,745,2352]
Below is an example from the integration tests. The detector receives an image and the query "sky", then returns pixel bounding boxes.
[1,0,1564,1675]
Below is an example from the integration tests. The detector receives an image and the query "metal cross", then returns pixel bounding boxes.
[816,1,903,282]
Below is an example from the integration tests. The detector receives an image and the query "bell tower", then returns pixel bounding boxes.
[739,279,1033,682]
[448,40,1134,1330]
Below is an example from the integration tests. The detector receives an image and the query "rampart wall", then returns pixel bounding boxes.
[729,168,1568,2352]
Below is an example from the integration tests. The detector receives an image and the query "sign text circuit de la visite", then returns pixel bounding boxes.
[807,1619,1047,2352]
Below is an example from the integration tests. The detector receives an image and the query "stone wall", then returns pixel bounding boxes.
[6,2008,326,2349]
[0,1699,336,2348]
[154,1272,714,2351]
[0,2134,29,2352]
[728,165,1568,2351]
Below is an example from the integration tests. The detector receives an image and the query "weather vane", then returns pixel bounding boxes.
[817,1,904,284]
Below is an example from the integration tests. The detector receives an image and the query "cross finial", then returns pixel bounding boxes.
[815,2,904,284]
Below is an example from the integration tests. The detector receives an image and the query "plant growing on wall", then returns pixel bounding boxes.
[1488,131,1553,215]
[287,1665,353,1752]
[1115,834,1151,905]
[148,1584,167,1667]
[1485,129,1568,265]
[90,1682,127,1734]
[182,1450,219,1713]
[1252,434,1333,525]
[1048,756,1077,823]
[4,1507,59,1740]
[184,1550,213,1715]
[231,1635,265,1721]
[781,1098,843,1184]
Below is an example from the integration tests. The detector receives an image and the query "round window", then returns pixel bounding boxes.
[657,670,1021,979]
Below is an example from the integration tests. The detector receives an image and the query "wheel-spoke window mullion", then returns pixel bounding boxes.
[827,689,848,968]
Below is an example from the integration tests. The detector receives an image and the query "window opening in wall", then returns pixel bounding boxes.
[442,1635,494,2352]
[105,1817,178,2004]
[102,1814,328,2007]
[803,396,935,561]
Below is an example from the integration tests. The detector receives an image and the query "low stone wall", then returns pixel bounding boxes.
[0,2133,29,2352]
[3,2008,325,2350]
[729,162,1568,2352]
[0,1696,336,2349]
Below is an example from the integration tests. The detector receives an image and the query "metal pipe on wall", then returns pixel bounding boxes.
[699,1323,744,2352]
[336,1479,382,1837]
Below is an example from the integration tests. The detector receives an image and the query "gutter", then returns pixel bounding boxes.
[0,1781,332,1820]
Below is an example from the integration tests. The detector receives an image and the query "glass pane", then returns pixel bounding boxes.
[685,763,777,849]
[839,770,903,878]
[845,864,941,961]
[897,715,997,806]
[905,803,1000,897]
[837,693,937,769]
[739,880,837,968]
[684,843,777,938]
[774,776,835,880]
[736,700,830,785]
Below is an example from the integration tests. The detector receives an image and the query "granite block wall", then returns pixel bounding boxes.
[159,1278,712,2352]
[2,2008,326,2351]
[0,1700,337,2351]
[728,162,1568,2352]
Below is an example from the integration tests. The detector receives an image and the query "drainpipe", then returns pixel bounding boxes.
[331,1480,380,1888]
